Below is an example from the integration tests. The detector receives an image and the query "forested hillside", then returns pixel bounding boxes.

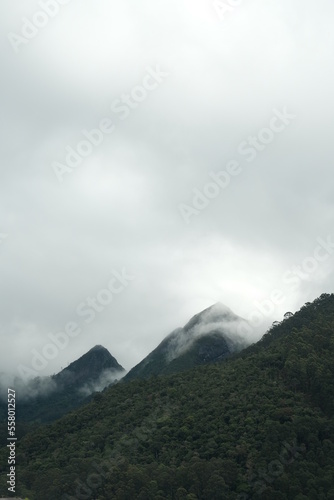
[2,294,334,499]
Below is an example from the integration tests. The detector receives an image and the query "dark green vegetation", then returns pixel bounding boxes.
[54,345,124,388]
[2,294,334,499]
[0,345,125,424]
[125,303,248,381]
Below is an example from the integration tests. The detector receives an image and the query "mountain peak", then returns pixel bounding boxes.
[125,302,249,381]
[88,345,108,353]
[213,301,230,308]
[55,345,125,387]
[207,302,234,314]
[183,302,239,332]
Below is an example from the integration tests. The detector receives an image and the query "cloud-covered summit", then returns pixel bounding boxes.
[0,0,333,375]
[125,302,249,380]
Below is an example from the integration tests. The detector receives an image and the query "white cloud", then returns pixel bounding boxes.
[0,0,333,376]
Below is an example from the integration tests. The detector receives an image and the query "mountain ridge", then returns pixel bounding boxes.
[124,302,249,381]
[53,344,124,388]
[0,344,125,423]
[9,293,334,499]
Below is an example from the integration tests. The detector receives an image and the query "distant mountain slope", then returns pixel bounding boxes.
[10,293,334,499]
[0,345,125,424]
[124,303,249,381]
[54,344,124,388]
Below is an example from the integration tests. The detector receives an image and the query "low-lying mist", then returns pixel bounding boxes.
[165,303,254,363]
[79,368,127,397]
[0,373,58,402]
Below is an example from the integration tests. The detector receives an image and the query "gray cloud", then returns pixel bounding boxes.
[79,367,127,397]
[0,0,333,377]
[165,303,250,363]
[0,372,57,402]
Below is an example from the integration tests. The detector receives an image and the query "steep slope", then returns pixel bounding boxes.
[11,294,334,499]
[125,302,249,380]
[0,345,125,424]
[54,344,124,388]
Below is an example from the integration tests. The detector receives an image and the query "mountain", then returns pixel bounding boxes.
[53,344,124,388]
[9,293,334,499]
[124,302,249,381]
[0,345,125,424]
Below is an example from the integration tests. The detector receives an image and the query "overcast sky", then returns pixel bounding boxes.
[0,0,333,377]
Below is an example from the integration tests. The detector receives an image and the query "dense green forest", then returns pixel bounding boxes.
[2,294,334,499]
